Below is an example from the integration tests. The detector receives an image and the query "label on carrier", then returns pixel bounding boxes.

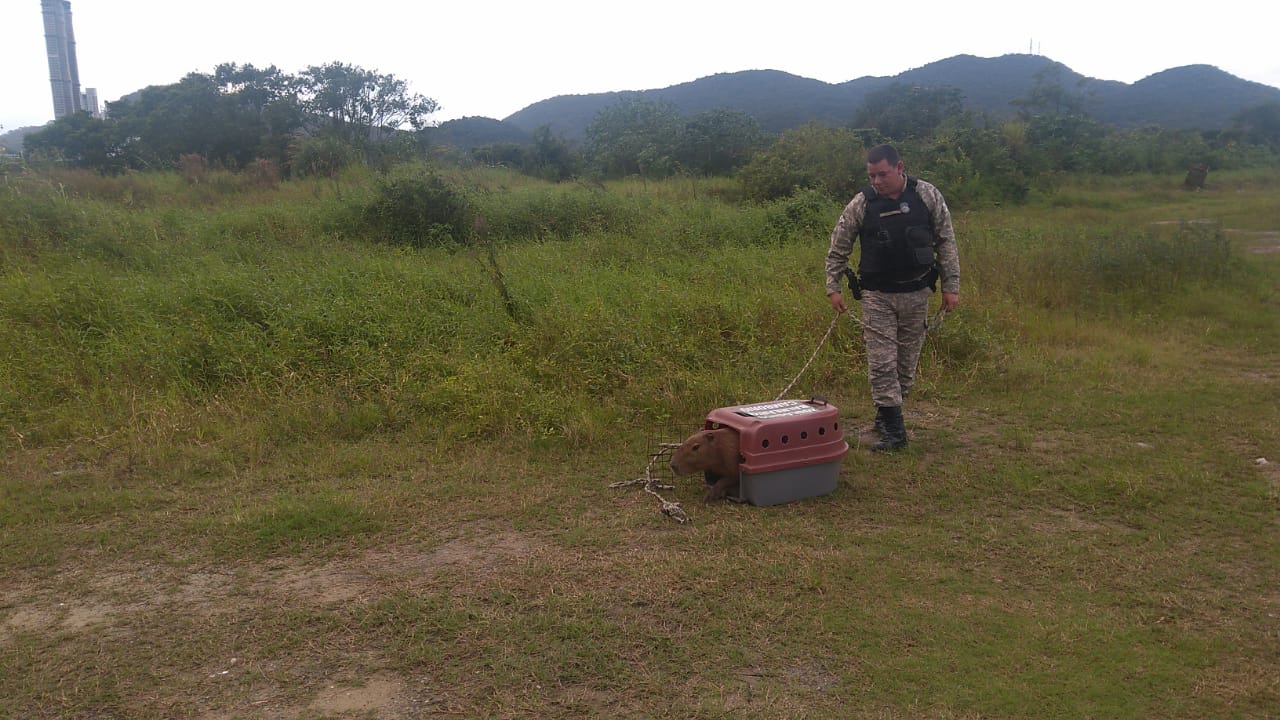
[734,400,821,419]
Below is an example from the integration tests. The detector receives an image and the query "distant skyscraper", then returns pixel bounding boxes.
[42,0,83,118]
[81,87,100,118]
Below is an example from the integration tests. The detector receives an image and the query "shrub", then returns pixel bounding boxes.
[289,135,360,179]
[361,169,475,247]
[738,124,867,202]
[764,187,840,240]
[177,153,209,184]
[245,158,280,189]
[910,120,1031,207]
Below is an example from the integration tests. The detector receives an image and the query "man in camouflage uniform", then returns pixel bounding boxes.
[825,144,960,451]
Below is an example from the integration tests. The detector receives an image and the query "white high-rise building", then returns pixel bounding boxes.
[42,0,83,118]
[81,87,101,118]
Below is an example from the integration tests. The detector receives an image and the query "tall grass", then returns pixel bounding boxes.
[2,166,1273,457]
[2,164,1277,719]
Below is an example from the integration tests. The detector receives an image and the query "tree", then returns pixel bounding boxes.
[1230,102,1280,150]
[213,63,296,112]
[527,125,579,181]
[471,142,529,169]
[1009,64,1103,174]
[1010,64,1094,118]
[737,123,866,202]
[584,97,682,178]
[297,62,439,146]
[24,111,127,173]
[678,108,764,176]
[470,127,579,181]
[27,61,441,172]
[1096,126,1214,174]
[915,113,1028,205]
[1023,113,1105,173]
[213,62,306,165]
[852,83,965,141]
[107,73,264,168]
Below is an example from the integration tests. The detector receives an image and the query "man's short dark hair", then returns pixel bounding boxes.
[866,144,901,166]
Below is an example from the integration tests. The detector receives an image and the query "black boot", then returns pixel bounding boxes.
[872,405,907,452]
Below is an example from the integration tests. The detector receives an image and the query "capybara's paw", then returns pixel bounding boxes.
[703,485,727,503]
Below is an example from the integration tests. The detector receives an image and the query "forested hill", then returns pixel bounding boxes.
[499,54,1280,140]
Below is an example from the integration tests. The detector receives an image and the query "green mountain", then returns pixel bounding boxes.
[500,54,1280,141]
[0,126,38,154]
[427,116,532,149]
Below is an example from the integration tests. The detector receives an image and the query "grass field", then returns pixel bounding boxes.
[1,165,1277,719]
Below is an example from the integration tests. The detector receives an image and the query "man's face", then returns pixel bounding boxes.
[867,159,907,198]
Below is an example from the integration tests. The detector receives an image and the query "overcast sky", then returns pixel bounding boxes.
[6,0,1279,133]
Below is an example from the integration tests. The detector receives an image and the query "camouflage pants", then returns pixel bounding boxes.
[860,288,932,407]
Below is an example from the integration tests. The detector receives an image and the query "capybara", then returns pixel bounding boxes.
[669,427,742,502]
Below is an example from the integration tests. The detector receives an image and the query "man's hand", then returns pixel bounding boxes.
[828,292,847,314]
[940,292,959,311]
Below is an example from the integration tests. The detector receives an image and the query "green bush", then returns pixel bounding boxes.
[361,169,475,247]
[907,121,1031,207]
[763,187,840,240]
[737,124,866,202]
[288,135,360,179]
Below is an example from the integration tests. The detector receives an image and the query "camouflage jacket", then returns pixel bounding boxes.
[825,178,960,296]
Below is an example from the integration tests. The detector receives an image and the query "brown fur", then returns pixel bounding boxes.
[669,427,742,502]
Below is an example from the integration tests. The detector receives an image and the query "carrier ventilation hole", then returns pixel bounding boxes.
[781,435,789,444]
[818,426,826,435]
[761,439,770,448]
[800,431,808,440]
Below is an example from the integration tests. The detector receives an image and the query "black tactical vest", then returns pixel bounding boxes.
[858,177,938,292]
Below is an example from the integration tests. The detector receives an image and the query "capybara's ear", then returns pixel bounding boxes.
[704,431,717,443]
